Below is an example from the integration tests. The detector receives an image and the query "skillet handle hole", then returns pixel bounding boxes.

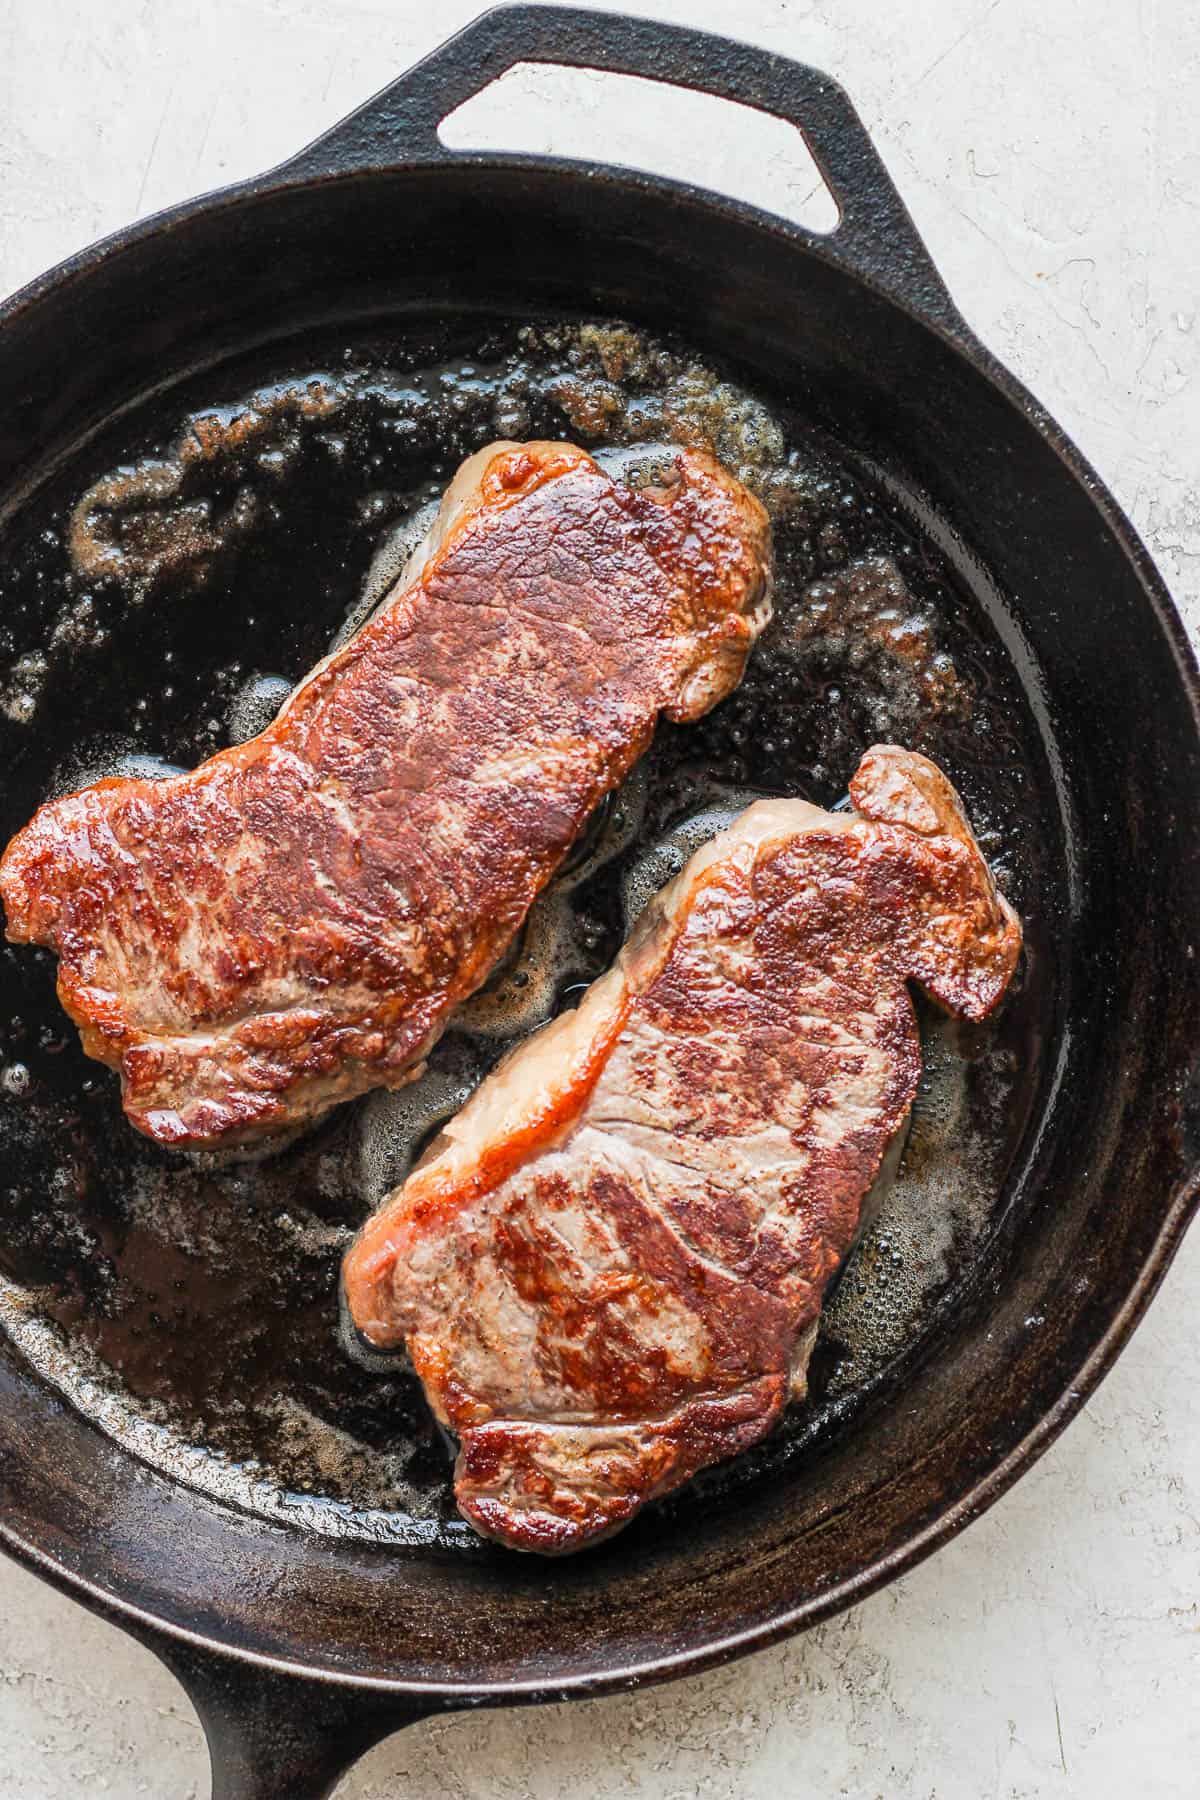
[438,64,841,236]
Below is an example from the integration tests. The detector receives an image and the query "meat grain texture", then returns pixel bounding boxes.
[344,748,1022,1554]
[0,441,772,1149]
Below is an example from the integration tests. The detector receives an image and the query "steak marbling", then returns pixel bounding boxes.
[0,441,771,1148]
[343,747,1022,1554]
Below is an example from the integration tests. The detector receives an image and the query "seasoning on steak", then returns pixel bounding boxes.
[343,747,1022,1555]
[0,441,772,1150]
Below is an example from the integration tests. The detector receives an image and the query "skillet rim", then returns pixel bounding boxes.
[0,147,1198,1701]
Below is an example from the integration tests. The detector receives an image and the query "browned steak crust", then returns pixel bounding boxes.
[343,748,1022,1555]
[0,442,771,1148]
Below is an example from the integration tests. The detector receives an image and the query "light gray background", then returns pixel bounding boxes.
[1,1,1197,1794]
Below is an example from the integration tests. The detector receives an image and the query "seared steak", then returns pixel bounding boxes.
[343,747,1021,1555]
[0,442,771,1149]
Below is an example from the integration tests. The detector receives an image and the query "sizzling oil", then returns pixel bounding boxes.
[0,318,1053,1544]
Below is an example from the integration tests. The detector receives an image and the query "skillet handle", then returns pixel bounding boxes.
[283,3,962,331]
[158,1641,435,1800]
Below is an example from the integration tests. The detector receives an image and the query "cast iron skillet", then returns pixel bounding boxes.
[1,8,1198,1796]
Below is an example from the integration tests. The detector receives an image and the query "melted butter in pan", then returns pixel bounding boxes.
[0,317,1050,1539]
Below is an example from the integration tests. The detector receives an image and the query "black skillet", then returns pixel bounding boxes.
[1,8,1198,1797]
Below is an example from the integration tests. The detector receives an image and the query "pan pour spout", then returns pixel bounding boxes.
[343,747,1022,1555]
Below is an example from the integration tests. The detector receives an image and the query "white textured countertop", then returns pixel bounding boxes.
[1,2,1198,1794]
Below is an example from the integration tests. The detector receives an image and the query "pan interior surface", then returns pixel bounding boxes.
[0,165,1195,1690]
[0,311,1057,1544]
